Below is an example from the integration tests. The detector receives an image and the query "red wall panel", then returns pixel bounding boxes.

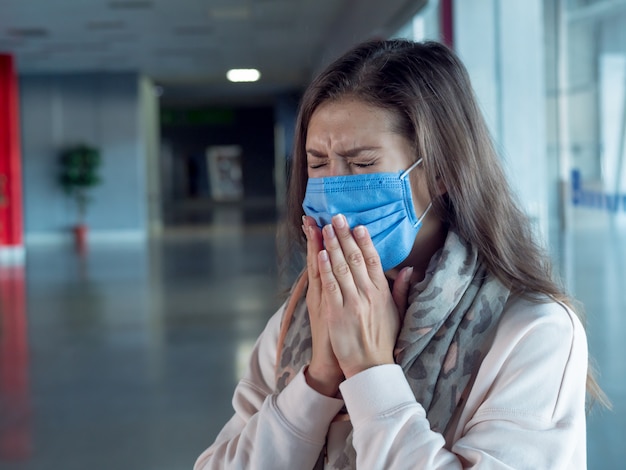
[0,54,24,248]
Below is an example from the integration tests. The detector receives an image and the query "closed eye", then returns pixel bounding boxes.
[351,161,375,168]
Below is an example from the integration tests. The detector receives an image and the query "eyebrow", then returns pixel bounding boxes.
[306,146,381,158]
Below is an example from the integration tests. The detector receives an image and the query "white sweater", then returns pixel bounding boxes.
[194,295,588,469]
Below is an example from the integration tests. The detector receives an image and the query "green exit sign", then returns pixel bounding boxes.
[161,108,235,126]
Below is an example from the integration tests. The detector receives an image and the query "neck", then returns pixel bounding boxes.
[386,225,448,283]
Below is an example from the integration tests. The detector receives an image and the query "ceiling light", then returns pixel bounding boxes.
[226,69,261,83]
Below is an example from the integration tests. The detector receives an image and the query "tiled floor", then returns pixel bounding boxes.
[0,204,624,469]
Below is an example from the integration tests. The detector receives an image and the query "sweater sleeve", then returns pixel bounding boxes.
[339,300,588,469]
[193,305,345,470]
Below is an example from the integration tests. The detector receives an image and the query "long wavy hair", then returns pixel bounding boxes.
[281,39,607,406]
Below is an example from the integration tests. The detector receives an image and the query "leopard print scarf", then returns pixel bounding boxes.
[275,230,510,469]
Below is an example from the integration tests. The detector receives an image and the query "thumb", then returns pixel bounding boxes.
[391,266,413,320]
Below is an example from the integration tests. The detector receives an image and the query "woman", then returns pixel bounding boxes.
[195,39,598,469]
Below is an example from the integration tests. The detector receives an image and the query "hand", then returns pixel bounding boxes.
[302,216,344,397]
[317,214,413,379]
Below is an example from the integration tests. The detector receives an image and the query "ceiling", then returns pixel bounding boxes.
[0,0,427,105]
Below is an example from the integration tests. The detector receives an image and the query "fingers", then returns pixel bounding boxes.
[310,215,407,380]
[351,224,388,287]
[316,248,344,307]
[319,214,389,295]
[303,215,323,303]
[303,216,345,396]
[303,216,322,275]
[322,220,357,291]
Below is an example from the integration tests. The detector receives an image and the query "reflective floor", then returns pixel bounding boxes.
[0,204,624,469]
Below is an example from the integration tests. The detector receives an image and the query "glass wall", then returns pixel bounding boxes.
[396,0,626,289]
[562,0,626,213]
[556,1,626,310]
[556,2,626,466]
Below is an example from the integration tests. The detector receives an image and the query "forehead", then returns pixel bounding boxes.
[306,99,400,144]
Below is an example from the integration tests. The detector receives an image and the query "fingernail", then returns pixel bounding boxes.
[301,224,307,236]
[319,250,329,262]
[406,267,414,280]
[324,224,335,238]
[354,225,366,239]
[302,215,307,225]
[332,214,346,228]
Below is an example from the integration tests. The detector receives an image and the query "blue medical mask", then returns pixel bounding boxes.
[302,159,431,271]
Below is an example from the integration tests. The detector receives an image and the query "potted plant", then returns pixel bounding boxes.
[59,144,102,252]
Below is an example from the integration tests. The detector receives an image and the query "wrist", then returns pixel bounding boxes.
[304,365,343,397]
[342,357,395,379]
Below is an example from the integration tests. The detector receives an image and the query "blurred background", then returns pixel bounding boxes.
[0,0,624,468]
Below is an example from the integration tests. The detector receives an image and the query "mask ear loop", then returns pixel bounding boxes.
[400,158,423,180]
[400,158,431,226]
[416,202,433,225]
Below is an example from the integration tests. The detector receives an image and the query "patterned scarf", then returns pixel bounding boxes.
[275,230,510,469]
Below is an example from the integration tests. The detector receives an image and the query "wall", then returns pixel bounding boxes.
[19,72,148,243]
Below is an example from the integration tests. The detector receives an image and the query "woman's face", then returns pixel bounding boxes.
[305,98,446,278]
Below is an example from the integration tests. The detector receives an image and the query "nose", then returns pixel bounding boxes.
[325,159,348,177]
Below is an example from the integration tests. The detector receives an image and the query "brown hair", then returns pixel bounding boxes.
[282,39,608,407]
